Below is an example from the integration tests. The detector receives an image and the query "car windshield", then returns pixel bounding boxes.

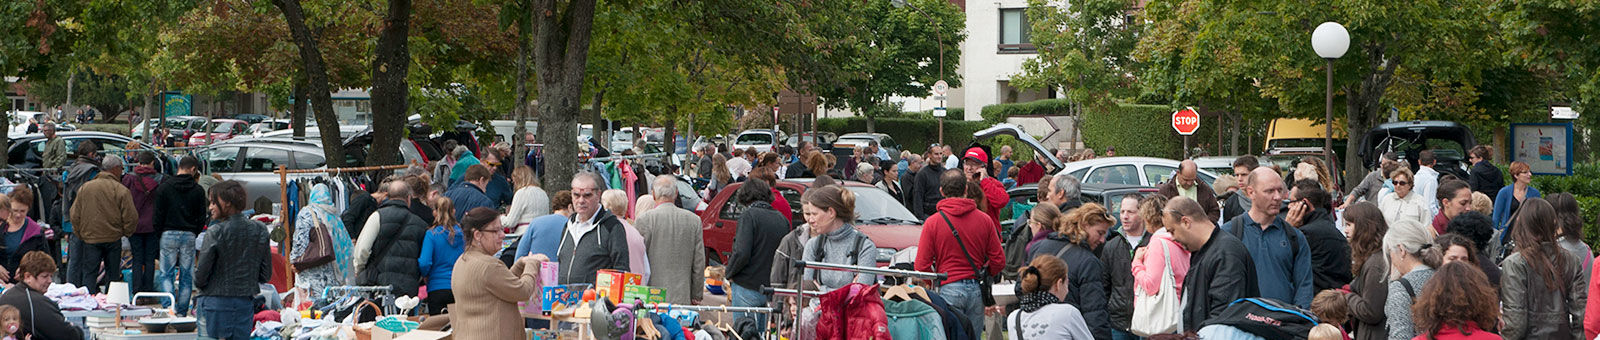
[212,123,234,133]
[737,133,772,145]
[848,186,920,224]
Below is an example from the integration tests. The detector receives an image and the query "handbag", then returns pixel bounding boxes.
[1130,241,1182,336]
[293,217,336,268]
[939,212,996,306]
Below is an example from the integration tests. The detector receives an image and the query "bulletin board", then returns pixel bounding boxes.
[1509,123,1574,176]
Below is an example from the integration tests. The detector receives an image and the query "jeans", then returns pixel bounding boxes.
[129,232,161,293]
[939,279,985,336]
[68,237,121,295]
[159,231,197,316]
[196,296,254,340]
[1112,329,1145,340]
[729,283,769,331]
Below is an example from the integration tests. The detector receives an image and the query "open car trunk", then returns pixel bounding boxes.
[1359,120,1476,180]
[973,123,1063,170]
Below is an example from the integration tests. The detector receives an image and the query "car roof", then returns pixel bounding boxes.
[11,131,130,141]
[779,178,876,188]
[838,133,887,139]
[209,119,247,123]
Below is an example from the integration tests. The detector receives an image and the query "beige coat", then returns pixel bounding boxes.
[450,249,538,340]
[634,204,706,304]
[70,173,137,244]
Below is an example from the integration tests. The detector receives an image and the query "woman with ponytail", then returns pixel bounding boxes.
[1500,198,1586,340]
[1007,255,1093,340]
[1384,218,1442,340]
[418,197,465,315]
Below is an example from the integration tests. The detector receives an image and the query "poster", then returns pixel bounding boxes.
[162,92,191,118]
[1509,123,1573,176]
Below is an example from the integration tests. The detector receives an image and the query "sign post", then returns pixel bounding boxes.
[1172,107,1200,158]
[932,80,948,145]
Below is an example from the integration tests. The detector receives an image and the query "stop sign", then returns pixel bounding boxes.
[1171,107,1200,135]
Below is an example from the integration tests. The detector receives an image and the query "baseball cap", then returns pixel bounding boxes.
[963,147,989,164]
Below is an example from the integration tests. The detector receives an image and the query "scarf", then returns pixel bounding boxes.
[1018,290,1059,313]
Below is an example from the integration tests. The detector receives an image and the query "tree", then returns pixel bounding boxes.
[1496,0,1600,160]
[530,0,599,192]
[1013,0,1142,113]
[366,0,412,167]
[25,69,144,122]
[809,0,964,133]
[272,0,353,167]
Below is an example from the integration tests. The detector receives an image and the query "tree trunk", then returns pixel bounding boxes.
[1229,112,1241,156]
[665,116,678,168]
[291,77,308,137]
[513,30,531,167]
[366,0,412,168]
[273,0,345,167]
[592,85,606,151]
[865,114,876,134]
[532,0,599,193]
[1341,44,1400,189]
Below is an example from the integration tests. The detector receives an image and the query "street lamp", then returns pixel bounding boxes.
[892,0,946,145]
[1311,22,1348,182]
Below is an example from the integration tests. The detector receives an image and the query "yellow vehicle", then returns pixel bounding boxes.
[1265,118,1347,151]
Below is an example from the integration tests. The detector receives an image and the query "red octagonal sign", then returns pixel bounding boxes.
[1172,107,1200,135]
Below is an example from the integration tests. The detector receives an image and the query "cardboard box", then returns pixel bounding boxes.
[539,284,591,315]
[622,284,667,304]
[594,270,641,304]
[376,329,452,340]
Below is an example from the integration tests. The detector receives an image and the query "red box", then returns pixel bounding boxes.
[594,270,642,304]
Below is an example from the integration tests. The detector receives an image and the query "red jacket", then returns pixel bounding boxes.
[978,177,1008,227]
[817,283,890,340]
[1017,160,1046,185]
[1413,322,1501,340]
[771,188,793,223]
[915,198,1005,285]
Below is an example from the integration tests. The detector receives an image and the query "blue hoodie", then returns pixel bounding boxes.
[418,224,465,292]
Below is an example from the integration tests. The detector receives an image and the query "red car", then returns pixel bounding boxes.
[699,179,924,266]
[188,119,249,146]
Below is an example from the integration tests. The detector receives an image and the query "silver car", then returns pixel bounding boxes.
[1057,156,1220,187]
[195,139,329,206]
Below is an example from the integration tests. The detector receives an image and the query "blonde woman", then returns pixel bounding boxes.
[500,166,550,235]
[1026,203,1115,339]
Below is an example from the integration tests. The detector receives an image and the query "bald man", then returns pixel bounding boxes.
[1221,167,1313,308]
[1157,196,1257,333]
[1157,160,1221,223]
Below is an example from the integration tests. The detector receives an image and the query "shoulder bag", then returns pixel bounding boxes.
[1130,241,1181,336]
[293,217,336,268]
[939,212,996,306]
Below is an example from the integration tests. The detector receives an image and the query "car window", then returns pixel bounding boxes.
[719,199,745,220]
[1087,165,1139,185]
[736,133,772,145]
[1068,168,1089,181]
[847,186,918,223]
[200,146,242,173]
[1145,164,1178,185]
[881,137,899,151]
[778,187,804,226]
[242,147,292,172]
[231,123,247,135]
[290,151,326,170]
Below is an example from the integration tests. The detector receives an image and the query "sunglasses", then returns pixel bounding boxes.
[1393,180,1411,186]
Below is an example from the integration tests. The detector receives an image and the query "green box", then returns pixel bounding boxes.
[622,285,667,304]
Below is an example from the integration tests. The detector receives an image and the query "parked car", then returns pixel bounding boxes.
[257,125,368,140]
[6,111,75,136]
[187,119,249,146]
[733,129,785,154]
[1192,156,1239,176]
[784,132,839,152]
[699,178,921,265]
[193,139,329,206]
[1056,156,1220,188]
[6,131,143,172]
[1359,120,1474,181]
[1260,147,1348,188]
[230,114,272,125]
[973,123,1066,170]
[690,135,727,153]
[1000,182,1158,242]
[342,115,476,167]
[830,133,903,164]
[131,116,208,141]
[246,120,293,136]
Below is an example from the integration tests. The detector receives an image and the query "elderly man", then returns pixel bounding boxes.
[68,155,139,294]
[1221,167,1313,308]
[556,172,631,284]
[1002,174,1079,280]
[634,176,706,304]
[1158,160,1222,223]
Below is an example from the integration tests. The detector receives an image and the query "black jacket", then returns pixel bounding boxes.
[196,213,272,297]
[1100,230,1149,332]
[1181,226,1259,332]
[1028,235,1112,340]
[785,161,813,179]
[1299,208,1352,292]
[726,202,789,290]
[911,163,945,219]
[556,208,631,284]
[0,219,50,277]
[152,174,208,234]
[898,170,917,206]
[1220,192,1251,224]
[0,281,81,340]
[409,198,435,226]
[1003,200,1080,281]
[356,199,428,295]
[342,191,378,237]
[1468,160,1504,198]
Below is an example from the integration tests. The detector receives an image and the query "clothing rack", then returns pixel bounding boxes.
[0,167,60,173]
[762,287,825,298]
[794,260,948,281]
[276,163,416,261]
[588,152,668,163]
[638,303,775,314]
[320,285,398,315]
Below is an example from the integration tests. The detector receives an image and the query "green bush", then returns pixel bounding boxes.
[1525,162,1600,197]
[816,117,991,154]
[1077,104,1229,159]
[980,99,1077,122]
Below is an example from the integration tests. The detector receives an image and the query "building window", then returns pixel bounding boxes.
[999,8,1034,53]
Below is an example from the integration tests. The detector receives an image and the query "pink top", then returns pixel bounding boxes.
[1131,230,1192,295]
[1584,255,1600,340]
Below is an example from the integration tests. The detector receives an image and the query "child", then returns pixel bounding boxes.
[1311,289,1351,340]
[1309,324,1344,340]
[0,305,21,340]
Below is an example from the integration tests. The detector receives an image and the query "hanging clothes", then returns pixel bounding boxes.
[884,299,947,340]
[620,160,639,219]
[815,283,890,340]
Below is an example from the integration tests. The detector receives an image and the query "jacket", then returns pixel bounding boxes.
[771,224,811,290]
[0,281,82,340]
[1027,235,1112,340]
[356,199,429,295]
[1345,253,1390,340]
[1493,186,1542,230]
[1220,192,1251,223]
[485,173,514,208]
[501,186,551,228]
[450,249,538,340]
[785,161,812,179]
[911,163,945,219]
[444,182,495,221]
[1468,160,1504,199]
[1158,179,1221,223]
[1003,200,1080,281]
[1413,322,1501,340]
[816,283,891,340]
[40,137,67,170]
[802,224,879,291]
[409,198,434,227]
[1101,229,1149,332]
[153,174,208,234]
[1131,230,1191,296]
[195,213,272,297]
[977,177,1009,226]
[1349,171,1387,203]
[0,218,49,279]
[1500,250,1587,340]
[1016,160,1045,185]
[70,172,138,244]
[635,204,707,304]
[342,191,378,237]
[1007,303,1095,340]
[1299,208,1353,292]
[418,225,465,292]
[1181,227,1259,332]
[555,208,630,284]
[1586,255,1600,339]
[915,198,1005,285]
[120,165,163,234]
[60,156,99,227]
[1379,192,1432,230]
[1387,266,1436,340]
[884,299,947,340]
[898,171,918,206]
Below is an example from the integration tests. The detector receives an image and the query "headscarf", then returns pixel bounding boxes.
[299,184,356,280]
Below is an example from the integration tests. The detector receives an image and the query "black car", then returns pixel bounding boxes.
[1001,182,1159,239]
[1359,120,1475,181]
[8,132,146,170]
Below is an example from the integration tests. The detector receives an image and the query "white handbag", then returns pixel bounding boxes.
[1130,242,1182,336]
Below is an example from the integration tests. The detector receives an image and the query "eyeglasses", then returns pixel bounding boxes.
[1393,181,1411,186]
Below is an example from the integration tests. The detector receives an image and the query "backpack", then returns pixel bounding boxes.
[1199,297,1321,340]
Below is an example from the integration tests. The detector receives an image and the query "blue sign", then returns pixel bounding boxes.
[162,93,191,118]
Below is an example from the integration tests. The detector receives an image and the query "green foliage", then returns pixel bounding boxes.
[1077,104,1233,159]
[979,99,1077,122]
[810,0,966,119]
[816,117,989,154]
[1012,0,1141,113]
[979,135,1036,163]
[25,69,144,121]
[903,107,964,120]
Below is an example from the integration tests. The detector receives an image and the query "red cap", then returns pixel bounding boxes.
[963,147,989,164]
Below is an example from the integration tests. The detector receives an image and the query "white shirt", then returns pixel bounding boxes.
[567,209,603,244]
[1414,166,1441,215]
[1378,191,1431,229]
[944,155,960,169]
[727,157,753,179]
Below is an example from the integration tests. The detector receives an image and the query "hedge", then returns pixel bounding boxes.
[1076,104,1232,159]
[1505,162,1600,250]
[816,117,991,154]
[980,99,1076,122]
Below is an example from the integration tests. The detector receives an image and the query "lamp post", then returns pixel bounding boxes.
[1311,22,1349,182]
[893,0,946,145]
